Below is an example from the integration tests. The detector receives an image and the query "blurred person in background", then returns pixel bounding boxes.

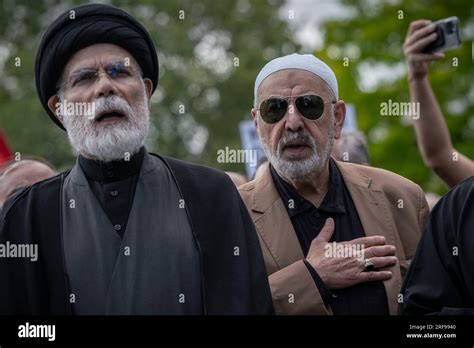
[400,18,474,316]
[331,131,371,166]
[0,157,57,210]
[404,19,474,188]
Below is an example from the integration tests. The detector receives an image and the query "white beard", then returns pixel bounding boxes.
[61,87,150,162]
[259,125,334,182]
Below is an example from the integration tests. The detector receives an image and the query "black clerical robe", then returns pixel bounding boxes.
[400,176,474,315]
[63,153,202,314]
[0,153,274,315]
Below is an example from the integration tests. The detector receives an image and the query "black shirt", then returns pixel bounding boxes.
[78,147,145,239]
[271,158,389,315]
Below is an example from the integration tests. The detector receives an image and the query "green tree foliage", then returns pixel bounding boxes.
[316,0,474,194]
[0,0,297,172]
[1,0,472,195]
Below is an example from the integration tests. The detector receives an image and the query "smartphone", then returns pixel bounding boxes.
[422,16,462,53]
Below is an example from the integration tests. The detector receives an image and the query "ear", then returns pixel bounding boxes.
[143,78,153,99]
[333,101,346,140]
[251,107,258,129]
[47,94,64,126]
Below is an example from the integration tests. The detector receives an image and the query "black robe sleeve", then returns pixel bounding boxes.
[0,174,71,315]
[400,177,474,315]
[161,155,274,315]
[0,186,49,315]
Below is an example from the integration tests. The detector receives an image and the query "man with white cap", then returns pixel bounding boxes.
[238,53,430,315]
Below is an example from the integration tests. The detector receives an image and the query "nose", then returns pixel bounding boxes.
[94,72,120,99]
[284,101,304,132]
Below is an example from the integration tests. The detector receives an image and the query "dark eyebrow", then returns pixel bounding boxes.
[69,66,96,77]
[69,59,130,77]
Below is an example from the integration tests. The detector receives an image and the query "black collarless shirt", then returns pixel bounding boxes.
[271,159,389,315]
[78,147,145,239]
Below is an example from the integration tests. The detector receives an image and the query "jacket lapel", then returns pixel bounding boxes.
[250,163,303,273]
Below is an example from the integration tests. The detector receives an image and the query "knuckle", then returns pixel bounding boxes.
[367,272,376,280]
[381,246,390,255]
[375,247,384,256]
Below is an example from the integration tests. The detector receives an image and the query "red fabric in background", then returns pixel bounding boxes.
[0,129,13,167]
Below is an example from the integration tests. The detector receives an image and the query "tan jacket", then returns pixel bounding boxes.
[238,160,429,315]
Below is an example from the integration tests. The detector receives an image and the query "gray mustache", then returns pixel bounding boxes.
[93,97,130,119]
[277,132,316,154]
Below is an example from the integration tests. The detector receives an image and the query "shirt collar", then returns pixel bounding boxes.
[78,147,146,183]
[270,158,346,217]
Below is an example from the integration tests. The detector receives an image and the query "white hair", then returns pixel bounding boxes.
[60,81,149,162]
[258,116,334,182]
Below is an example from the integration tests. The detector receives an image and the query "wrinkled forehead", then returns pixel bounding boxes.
[62,43,139,77]
[256,69,335,103]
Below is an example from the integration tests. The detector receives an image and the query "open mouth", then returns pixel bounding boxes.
[95,110,126,123]
[283,141,310,151]
[281,140,312,157]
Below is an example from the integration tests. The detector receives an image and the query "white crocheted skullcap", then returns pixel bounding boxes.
[254,53,338,105]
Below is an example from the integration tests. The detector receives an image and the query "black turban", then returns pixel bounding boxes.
[35,3,159,130]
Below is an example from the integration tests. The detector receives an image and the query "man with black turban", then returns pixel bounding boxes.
[0,3,273,315]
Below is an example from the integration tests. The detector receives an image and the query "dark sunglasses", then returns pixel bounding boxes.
[257,94,337,124]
